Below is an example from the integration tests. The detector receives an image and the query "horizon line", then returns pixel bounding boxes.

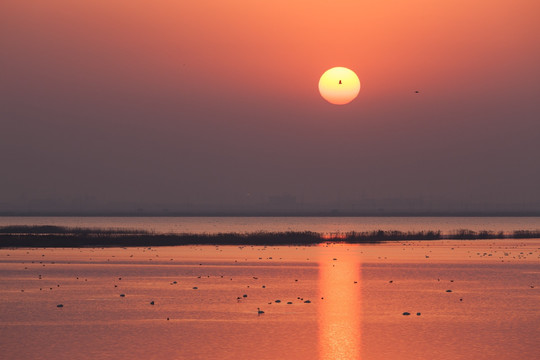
[1,210,540,217]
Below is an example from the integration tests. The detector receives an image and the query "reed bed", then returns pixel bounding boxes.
[1,226,540,247]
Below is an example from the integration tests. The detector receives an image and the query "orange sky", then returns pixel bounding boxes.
[1,0,539,212]
[5,1,538,101]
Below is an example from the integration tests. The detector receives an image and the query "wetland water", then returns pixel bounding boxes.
[1,239,539,359]
[1,216,540,234]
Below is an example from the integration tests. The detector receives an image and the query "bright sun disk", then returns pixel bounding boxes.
[319,67,361,105]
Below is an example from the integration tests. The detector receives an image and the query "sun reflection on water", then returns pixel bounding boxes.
[318,246,361,360]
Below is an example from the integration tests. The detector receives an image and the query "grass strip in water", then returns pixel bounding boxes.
[0,226,540,247]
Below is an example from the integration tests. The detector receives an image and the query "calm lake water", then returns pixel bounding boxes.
[1,216,539,234]
[1,239,539,359]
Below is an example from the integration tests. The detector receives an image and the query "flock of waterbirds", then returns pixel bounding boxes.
[3,241,539,319]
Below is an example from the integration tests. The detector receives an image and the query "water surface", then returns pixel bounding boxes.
[1,216,539,234]
[1,239,539,359]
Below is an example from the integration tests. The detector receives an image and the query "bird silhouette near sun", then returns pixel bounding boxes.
[319,67,360,105]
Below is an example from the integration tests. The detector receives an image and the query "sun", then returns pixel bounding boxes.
[318,67,361,105]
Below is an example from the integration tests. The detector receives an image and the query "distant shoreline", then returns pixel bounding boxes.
[1,226,540,248]
[1,212,540,217]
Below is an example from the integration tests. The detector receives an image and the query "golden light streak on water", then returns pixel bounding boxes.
[318,247,361,360]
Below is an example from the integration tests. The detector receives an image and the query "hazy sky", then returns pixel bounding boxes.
[1,1,539,211]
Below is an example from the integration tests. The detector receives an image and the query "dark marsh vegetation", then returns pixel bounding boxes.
[1,226,540,247]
